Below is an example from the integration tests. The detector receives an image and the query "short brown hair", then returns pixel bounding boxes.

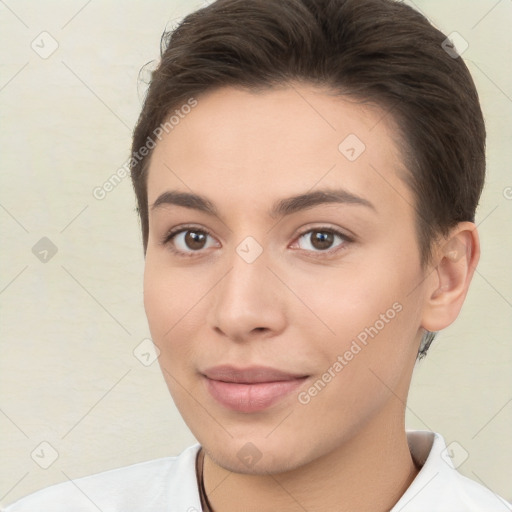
[130,0,486,357]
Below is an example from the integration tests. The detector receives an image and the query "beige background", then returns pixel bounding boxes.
[0,0,511,506]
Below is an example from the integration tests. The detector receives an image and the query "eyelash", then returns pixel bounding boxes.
[160,224,354,259]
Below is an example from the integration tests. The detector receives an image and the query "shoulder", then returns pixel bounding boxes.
[431,469,512,511]
[393,430,511,512]
[448,469,511,511]
[2,444,202,512]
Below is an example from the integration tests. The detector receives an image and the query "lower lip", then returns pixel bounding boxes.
[204,376,306,413]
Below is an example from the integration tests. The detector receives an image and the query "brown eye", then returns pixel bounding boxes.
[164,227,218,256]
[310,230,335,250]
[295,228,348,254]
[184,230,208,250]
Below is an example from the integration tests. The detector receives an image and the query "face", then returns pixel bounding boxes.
[143,84,431,474]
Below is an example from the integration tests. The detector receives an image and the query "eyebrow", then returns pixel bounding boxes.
[150,188,376,219]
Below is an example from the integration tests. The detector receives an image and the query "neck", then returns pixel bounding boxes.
[202,404,420,512]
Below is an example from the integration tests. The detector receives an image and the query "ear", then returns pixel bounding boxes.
[420,222,480,332]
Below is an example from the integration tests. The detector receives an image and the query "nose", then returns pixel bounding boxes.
[208,242,287,343]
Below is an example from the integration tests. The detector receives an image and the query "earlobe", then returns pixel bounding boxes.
[421,222,480,332]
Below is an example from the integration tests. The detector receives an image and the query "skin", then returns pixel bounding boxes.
[143,83,479,511]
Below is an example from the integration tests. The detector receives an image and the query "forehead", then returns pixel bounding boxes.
[146,84,413,220]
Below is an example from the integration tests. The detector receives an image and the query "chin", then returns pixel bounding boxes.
[206,441,305,476]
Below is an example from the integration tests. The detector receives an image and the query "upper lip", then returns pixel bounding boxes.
[202,365,308,384]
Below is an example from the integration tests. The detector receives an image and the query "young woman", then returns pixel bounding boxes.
[5,0,511,510]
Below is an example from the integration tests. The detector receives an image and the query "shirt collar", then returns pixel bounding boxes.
[391,429,461,511]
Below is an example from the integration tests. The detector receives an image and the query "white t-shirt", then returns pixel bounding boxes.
[2,430,510,512]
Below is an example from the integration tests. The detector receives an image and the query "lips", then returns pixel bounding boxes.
[202,365,308,413]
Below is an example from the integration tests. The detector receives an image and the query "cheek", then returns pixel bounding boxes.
[143,262,199,411]
[309,251,423,372]
[297,297,420,433]
[143,255,213,371]
[143,263,173,341]
[297,265,398,344]
[344,298,421,392]
[143,258,190,350]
